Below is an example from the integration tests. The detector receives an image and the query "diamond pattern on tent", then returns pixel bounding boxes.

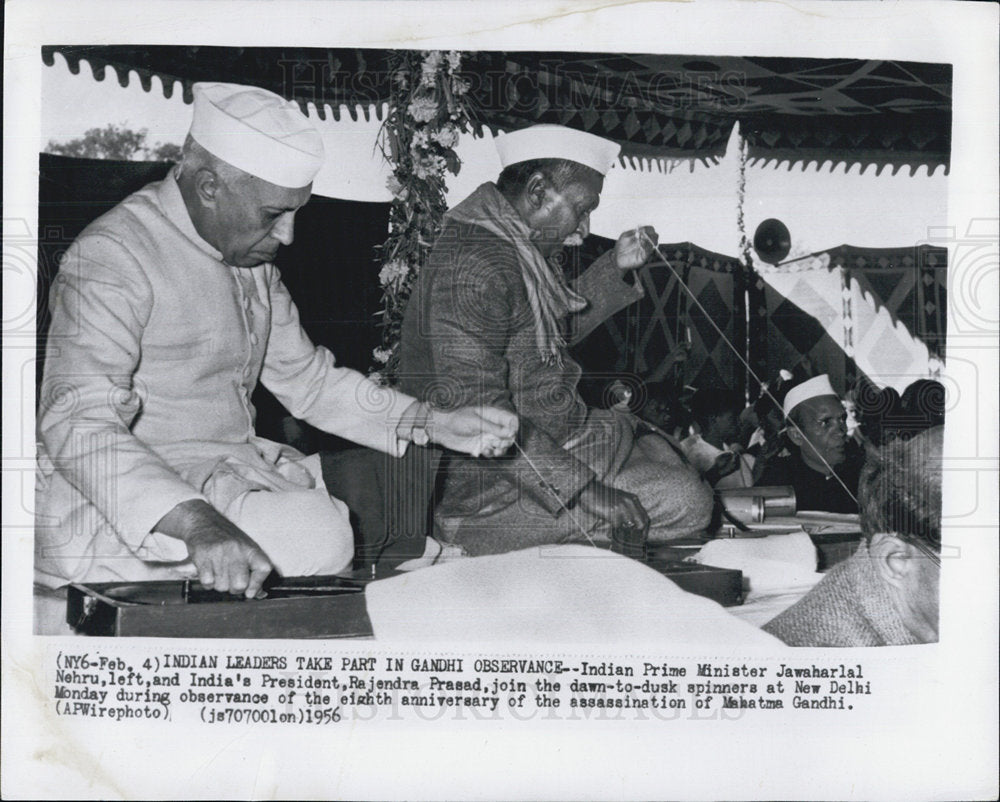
[641,114,661,142]
[688,279,730,352]
[866,325,918,378]
[623,109,641,139]
[44,47,950,170]
[861,270,906,306]
[787,276,840,329]
[834,246,947,359]
[770,296,829,355]
[603,108,621,135]
[572,239,944,400]
[570,240,745,395]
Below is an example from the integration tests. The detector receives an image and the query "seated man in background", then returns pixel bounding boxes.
[36,82,516,601]
[757,375,863,513]
[679,388,755,489]
[636,379,691,440]
[764,426,943,646]
[398,124,712,555]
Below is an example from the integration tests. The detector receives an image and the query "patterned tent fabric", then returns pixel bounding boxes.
[572,240,946,401]
[463,52,736,163]
[42,46,391,122]
[830,245,947,360]
[570,240,748,397]
[753,261,854,395]
[749,245,947,396]
[733,57,951,176]
[42,46,950,172]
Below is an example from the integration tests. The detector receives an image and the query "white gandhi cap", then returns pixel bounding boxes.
[190,82,324,189]
[495,124,621,176]
[782,374,839,417]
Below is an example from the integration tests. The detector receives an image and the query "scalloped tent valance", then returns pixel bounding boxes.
[42,46,951,175]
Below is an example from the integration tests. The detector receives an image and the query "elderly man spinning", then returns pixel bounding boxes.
[398,125,712,555]
[36,83,516,599]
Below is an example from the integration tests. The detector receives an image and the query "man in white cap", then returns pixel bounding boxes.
[397,124,713,555]
[757,374,863,513]
[36,83,516,602]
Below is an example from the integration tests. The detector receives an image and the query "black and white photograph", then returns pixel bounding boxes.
[3,1,998,799]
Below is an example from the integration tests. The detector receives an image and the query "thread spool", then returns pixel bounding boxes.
[720,494,765,524]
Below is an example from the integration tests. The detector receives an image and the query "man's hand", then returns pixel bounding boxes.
[614,226,659,271]
[428,405,519,457]
[704,451,740,486]
[154,499,273,598]
[573,480,650,532]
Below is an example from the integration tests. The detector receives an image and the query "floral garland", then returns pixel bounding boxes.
[736,124,755,273]
[372,50,473,381]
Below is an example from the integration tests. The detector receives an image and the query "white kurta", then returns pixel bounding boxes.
[36,172,415,586]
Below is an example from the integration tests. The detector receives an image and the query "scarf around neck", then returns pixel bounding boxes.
[445,182,588,365]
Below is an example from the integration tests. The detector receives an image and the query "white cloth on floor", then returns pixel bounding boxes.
[365,544,785,646]
[691,531,822,594]
[691,532,823,627]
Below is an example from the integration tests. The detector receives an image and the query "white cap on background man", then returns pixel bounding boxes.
[782,374,839,417]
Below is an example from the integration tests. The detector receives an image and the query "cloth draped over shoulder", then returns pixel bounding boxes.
[398,183,644,526]
[445,183,587,366]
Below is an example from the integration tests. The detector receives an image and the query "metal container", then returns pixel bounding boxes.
[719,494,765,524]
[719,485,797,519]
[762,488,796,517]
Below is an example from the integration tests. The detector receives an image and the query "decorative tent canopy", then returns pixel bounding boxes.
[569,237,947,400]
[42,46,951,174]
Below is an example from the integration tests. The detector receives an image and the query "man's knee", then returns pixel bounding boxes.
[287,530,353,576]
[630,464,714,538]
[674,471,714,527]
[276,493,354,576]
[227,489,354,576]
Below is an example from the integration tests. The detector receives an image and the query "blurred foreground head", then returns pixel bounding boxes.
[859,425,944,643]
